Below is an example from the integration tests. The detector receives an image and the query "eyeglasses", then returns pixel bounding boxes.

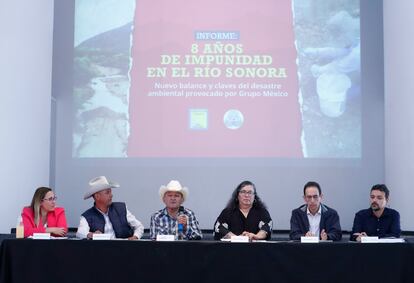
[239,190,255,196]
[42,196,57,202]
[305,195,320,200]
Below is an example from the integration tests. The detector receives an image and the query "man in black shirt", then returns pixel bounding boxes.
[351,184,401,241]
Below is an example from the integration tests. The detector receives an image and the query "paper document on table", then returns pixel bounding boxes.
[377,238,405,243]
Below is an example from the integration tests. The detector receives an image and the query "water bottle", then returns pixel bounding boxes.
[16,221,24,239]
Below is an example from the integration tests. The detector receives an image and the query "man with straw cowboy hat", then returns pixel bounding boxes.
[76,176,144,240]
[150,180,202,240]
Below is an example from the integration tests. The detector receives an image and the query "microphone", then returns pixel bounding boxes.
[176,210,186,240]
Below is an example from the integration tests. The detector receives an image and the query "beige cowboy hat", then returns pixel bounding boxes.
[159,180,188,201]
[84,176,120,200]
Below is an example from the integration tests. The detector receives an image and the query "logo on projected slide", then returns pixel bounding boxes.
[223,109,244,130]
[189,109,208,130]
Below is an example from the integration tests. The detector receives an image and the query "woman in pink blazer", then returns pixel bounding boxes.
[21,187,68,238]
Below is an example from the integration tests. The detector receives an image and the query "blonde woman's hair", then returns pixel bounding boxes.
[30,187,52,226]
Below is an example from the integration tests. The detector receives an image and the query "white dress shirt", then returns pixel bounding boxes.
[76,206,144,239]
[307,205,322,236]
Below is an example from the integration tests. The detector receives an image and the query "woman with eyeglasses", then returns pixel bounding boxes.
[21,187,67,238]
[213,181,272,240]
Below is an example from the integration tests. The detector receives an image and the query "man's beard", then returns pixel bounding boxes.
[371,204,380,211]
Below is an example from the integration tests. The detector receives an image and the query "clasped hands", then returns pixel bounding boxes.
[305,229,328,240]
[46,227,67,237]
[241,231,261,240]
[352,232,367,242]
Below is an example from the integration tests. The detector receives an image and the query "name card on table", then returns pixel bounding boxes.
[156,234,175,241]
[92,234,112,240]
[361,236,379,243]
[230,236,249,243]
[33,233,51,240]
[301,236,319,243]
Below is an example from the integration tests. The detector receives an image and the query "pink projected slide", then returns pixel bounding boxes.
[127,0,303,157]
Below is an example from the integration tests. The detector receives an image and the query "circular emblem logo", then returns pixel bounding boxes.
[223,109,244,130]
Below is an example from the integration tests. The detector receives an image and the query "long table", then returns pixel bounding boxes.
[1,239,414,283]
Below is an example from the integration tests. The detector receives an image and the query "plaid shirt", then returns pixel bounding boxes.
[150,206,202,240]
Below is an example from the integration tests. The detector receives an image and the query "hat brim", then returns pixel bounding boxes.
[84,182,120,200]
[159,185,188,202]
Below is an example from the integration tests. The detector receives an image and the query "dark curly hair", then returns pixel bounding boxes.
[225,180,267,210]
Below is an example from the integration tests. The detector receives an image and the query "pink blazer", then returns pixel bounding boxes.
[21,206,68,238]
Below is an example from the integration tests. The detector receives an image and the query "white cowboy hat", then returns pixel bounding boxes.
[84,176,120,200]
[159,180,188,201]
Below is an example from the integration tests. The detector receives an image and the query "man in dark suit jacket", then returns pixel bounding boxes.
[290,181,342,241]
